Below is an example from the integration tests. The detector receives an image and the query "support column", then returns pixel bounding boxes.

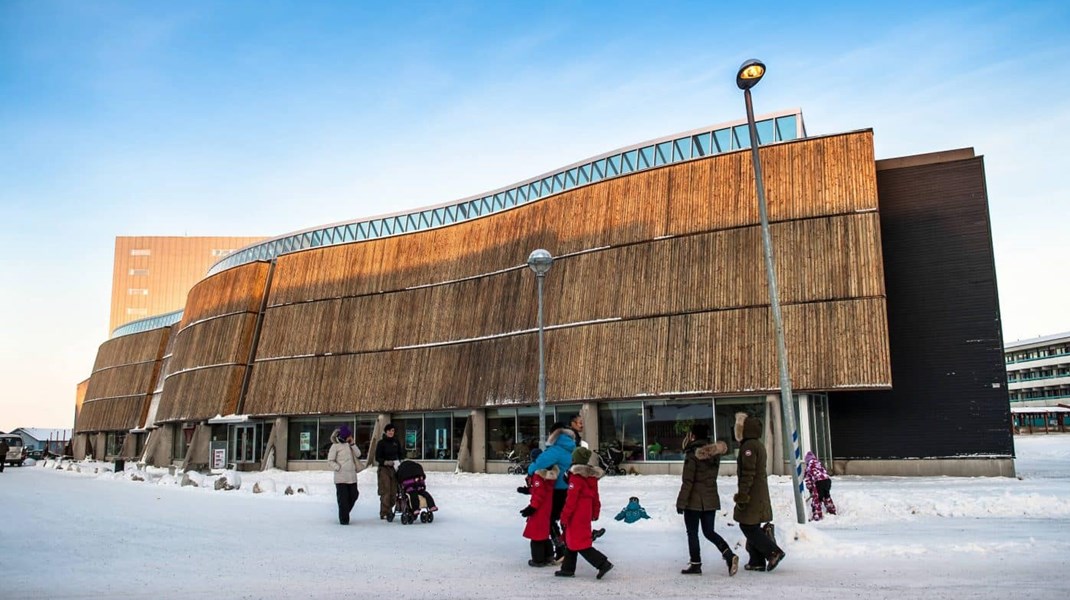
[766,394,783,476]
[182,423,211,473]
[470,408,487,473]
[582,401,599,452]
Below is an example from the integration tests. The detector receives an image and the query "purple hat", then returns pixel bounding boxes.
[339,425,352,440]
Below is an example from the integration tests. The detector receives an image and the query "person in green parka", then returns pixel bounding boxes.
[733,415,786,572]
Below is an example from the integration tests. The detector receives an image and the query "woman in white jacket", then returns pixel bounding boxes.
[328,425,364,525]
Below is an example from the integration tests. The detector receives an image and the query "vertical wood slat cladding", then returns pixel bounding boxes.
[79,327,170,432]
[246,297,886,415]
[247,131,889,416]
[168,313,258,373]
[266,132,876,308]
[254,212,884,360]
[77,396,145,432]
[156,366,247,422]
[154,261,271,423]
[829,156,1012,459]
[180,262,270,325]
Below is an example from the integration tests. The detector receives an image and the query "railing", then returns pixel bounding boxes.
[111,309,184,339]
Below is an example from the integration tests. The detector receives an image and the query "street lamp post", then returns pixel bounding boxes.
[736,58,807,524]
[527,249,554,450]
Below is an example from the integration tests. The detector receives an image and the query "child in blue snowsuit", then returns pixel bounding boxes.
[614,496,651,523]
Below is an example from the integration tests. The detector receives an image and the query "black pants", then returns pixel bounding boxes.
[683,509,731,564]
[530,539,554,563]
[816,478,832,500]
[560,546,609,575]
[335,483,359,524]
[740,523,781,566]
[550,488,568,552]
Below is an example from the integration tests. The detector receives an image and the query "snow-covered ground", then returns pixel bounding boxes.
[2,436,1069,599]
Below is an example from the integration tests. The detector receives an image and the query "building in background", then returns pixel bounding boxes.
[109,236,264,335]
[7,428,71,456]
[1005,332,1070,433]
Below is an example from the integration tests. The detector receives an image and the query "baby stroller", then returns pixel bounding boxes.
[394,460,438,525]
[595,444,627,476]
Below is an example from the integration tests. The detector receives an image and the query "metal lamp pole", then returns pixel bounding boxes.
[737,59,807,524]
[527,249,554,450]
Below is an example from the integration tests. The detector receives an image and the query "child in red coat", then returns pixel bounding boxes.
[520,464,560,566]
[555,447,614,579]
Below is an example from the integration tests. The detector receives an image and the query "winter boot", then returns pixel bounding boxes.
[596,561,614,580]
[766,550,786,572]
[680,562,702,575]
[591,528,606,541]
[723,551,739,576]
[744,562,766,572]
[554,570,575,577]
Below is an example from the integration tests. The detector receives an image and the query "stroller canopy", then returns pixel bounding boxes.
[396,460,425,481]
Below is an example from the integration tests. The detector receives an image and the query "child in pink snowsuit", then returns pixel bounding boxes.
[803,451,837,521]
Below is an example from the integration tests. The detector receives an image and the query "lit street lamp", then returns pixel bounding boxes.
[737,58,807,524]
[527,249,554,450]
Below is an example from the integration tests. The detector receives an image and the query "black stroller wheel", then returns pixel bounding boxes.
[386,512,395,523]
[419,512,428,523]
[427,511,434,523]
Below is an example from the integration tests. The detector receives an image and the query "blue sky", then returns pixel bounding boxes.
[1,1,1068,431]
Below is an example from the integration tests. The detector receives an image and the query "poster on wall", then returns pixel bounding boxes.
[300,432,311,452]
[212,448,226,470]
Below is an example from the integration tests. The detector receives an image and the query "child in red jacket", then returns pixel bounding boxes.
[555,447,614,579]
[520,464,560,566]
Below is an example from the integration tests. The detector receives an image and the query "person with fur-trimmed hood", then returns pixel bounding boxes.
[327,425,363,525]
[520,463,560,567]
[676,422,738,576]
[733,415,786,572]
[555,447,613,579]
[804,450,837,521]
[527,424,576,560]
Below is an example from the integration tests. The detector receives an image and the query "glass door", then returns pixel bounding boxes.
[232,424,257,464]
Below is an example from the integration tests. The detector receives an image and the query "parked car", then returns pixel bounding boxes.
[1,434,27,466]
[26,449,44,460]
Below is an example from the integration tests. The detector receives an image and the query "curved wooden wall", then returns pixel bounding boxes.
[77,327,170,432]
[244,130,890,416]
[154,261,270,423]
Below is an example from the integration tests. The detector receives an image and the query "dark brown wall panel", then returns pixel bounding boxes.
[77,396,145,432]
[830,156,1012,459]
[180,261,270,325]
[169,313,258,373]
[78,327,171,432]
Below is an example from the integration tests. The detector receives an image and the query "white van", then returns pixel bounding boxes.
[1,434,26,466]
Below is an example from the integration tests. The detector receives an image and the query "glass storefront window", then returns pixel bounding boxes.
[597,402,644,462]
[423,413,453,460]
[173,423,196,461]
[393,416,423,460]
[643,400,713,461]
[287,420,319,461]
[105,431,126,457]
[714,397,766,462]
[486,408,516,461]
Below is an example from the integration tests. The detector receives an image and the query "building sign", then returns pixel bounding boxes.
[212,448,226,470]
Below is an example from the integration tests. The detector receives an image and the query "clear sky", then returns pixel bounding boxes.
[1,1,1068,432]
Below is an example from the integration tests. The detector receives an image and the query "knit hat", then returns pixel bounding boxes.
[572,446,592,466]
[339,425,352,440]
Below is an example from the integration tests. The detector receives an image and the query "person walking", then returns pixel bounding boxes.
[0,437,8,473]
[520,463,560,567]
[528,423,576,560]
[804,451,837,521]
[327,425,363,525]
[375,423,404,521]
[676,423,738,576]
[555,447,613,579]
[733,416,786,572]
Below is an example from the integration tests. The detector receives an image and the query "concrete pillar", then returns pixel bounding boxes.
[262,417,288,471]
[119,432,139,459]
[470,408,487,473]
[455,413,474,473]
[182,423,211,473]
[582,401,599,451]
[766,395,782,476]
[143,426,175,467]
[72,433,88,460]
[93,433,107,460]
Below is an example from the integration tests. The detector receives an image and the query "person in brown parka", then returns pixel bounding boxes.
[676,422,738,576]
[733,415,786,572]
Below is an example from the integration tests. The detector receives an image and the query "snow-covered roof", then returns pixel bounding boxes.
[12,427,72,442]
[1010,406,1070,414]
